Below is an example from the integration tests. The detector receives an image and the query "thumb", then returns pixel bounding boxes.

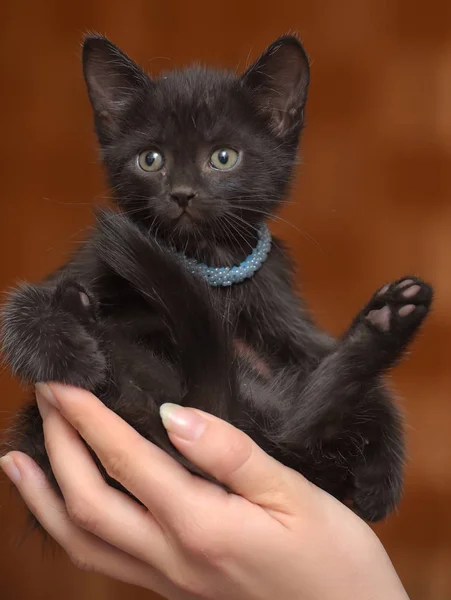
[160,403,309,510]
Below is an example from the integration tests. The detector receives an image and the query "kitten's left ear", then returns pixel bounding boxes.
[242,36,310,137]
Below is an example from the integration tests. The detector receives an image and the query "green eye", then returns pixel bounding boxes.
[210,148,239,171]
[138,150,164,172]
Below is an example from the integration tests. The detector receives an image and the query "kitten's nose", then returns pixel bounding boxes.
[170,187,197,208]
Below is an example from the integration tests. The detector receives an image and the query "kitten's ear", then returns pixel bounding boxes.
[242,36,310,137]
[82,35,150,140]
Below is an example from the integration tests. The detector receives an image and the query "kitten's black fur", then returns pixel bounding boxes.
[1,35,433,523]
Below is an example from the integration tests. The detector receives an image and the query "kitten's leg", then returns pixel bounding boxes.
[336,276,433,520]
[1,278,109,526]
[273,277,432,521]
[1,277,107,388]
[345,384,405,522]
[270,366,404,522]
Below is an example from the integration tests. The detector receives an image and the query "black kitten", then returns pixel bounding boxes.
[1,35,433,523]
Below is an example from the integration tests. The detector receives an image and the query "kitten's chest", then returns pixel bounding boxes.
[212,277,281,379]
[232,337,272,378]
[206,242,297,375]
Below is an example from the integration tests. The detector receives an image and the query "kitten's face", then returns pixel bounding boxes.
[83,36,310,244]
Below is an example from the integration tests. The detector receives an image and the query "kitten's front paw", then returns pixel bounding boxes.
[1,279,107,388]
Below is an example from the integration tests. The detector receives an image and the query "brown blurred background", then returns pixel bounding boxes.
[1,1,450,598]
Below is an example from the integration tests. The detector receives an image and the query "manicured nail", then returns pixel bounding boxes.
[0,454,21,485]
[160,404,206,441]
[35,383,58,418]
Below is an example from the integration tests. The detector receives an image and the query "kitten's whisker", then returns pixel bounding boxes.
[220,212,261,235]
[224,212,284,254]
[221,214,254,253]
[226,206,322,251]
[42,197,97,207]
[218,216,242,251]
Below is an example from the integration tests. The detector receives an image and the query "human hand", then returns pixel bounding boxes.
[0,384,409,600]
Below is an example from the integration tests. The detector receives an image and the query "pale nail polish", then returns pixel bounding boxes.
[0,454,21,485]
[160,403,206,441]
[35,383,58,412]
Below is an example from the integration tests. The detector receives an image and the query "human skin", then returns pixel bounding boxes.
[0,383,409,600]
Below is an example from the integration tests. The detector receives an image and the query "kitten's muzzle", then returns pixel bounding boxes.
[170,186,198,208]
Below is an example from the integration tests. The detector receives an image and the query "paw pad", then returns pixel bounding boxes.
[398,304,416,317]
[54,280,97,325]
[366,306,391,332]
[79,292,90,308]
[396,279,415,289]
[401,284,420,299]
[364,276,432,335]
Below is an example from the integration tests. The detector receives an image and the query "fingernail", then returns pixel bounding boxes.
[0,454,21,485]
[160,403,206,441]
[35,383,58,418]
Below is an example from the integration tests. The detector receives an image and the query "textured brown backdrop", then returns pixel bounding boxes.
[1,1,450,599]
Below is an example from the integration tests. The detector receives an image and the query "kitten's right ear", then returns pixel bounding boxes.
[82,35,150,140]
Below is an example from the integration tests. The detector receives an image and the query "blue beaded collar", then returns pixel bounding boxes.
[176,222,272,287]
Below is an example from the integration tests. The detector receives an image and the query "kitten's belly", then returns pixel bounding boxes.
[233,338,271,379]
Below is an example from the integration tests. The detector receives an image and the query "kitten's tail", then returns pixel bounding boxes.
[93,210,238,421]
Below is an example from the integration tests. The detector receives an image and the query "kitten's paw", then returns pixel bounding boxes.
[344,276,433,372]
[350,467,402,522]
[365,277,433,336]
[1,279,107,388]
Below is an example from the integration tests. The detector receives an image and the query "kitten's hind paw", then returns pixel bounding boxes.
[345,276,433,371]
[365,277,432,336]
[350,467,402,522]
[1,279,107,389]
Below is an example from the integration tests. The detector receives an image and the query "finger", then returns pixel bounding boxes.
[35,383,198,519]
[160,403,311,511]
[0,452,179,598]
[36,393,171,567]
